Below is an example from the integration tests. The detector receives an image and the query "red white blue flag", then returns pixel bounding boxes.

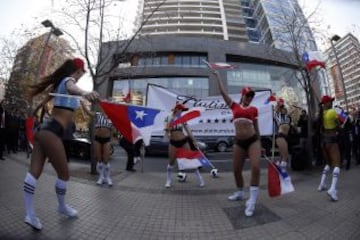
[335,107,348,124]
[169,107,203,128]
[202,59,236,70]
[267,161,295,197]
[176,148,212,170]
[100,101,160,146]
[25,117,36,149]
[302,51,326,71]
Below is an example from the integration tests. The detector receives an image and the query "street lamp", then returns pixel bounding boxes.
[330,34,349,112]
[31,20,63,113]
[36,20,63,80]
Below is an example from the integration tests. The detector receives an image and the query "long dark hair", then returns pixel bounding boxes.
[29,59,78,98]
[30,59,78,119]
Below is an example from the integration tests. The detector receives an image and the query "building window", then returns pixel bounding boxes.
[112,77,209,105]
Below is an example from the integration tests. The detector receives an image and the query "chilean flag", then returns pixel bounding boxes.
[208,62,236,70]
[335,107,348,124]
[25,117,36,149]
[302,51,326,72]
[176,148,212,170]
[169,107,203,128]
[267,161,295,197]
[202,59,236,70]
[99,101,160,146]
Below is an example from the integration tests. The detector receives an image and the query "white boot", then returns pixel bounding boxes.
[96,162,104,185]
[165,165,173,188]
[55,179,78,218]
[318,165,330,191]
[245,186,259,217]
[104,163,113,186]
[194,169,205,187]
[327,167,340,201]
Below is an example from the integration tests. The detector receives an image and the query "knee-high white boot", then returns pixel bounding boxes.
[104,163,113,186]
[96,162,104,185]
[318,164,330,191]
[23,172,42,230]
[194,169,205,187]
[165,165,173,188]
[55,179,78,217]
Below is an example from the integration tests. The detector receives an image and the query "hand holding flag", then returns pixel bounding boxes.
[99,101,160,146]
[169,107,204,128]
[302,51,326,72]
[176,148,212,170]
[264,155,295,197]
[202,59,236,70]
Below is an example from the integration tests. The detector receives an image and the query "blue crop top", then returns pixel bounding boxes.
[53,77,80,111]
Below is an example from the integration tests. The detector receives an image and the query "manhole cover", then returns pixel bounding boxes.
[223,204,281,229]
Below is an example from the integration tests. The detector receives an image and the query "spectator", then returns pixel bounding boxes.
[0,100,6,160]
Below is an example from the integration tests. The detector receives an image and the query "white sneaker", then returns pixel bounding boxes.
[228,191,244,201]
[134,157,141,165]
[105,177,113,187]
[165,180,171,188]
[317,184,327,192]
[199,179,205,188]
[327,189,338,201]
[25,215,42,231]
[244,201,256,217]
[96,176,104,185]
[58,205,78,218]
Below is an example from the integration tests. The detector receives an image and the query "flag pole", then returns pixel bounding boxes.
[49,93,83,99]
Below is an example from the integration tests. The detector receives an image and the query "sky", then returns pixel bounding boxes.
[0,0,359,90]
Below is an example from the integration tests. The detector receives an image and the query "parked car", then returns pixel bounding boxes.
[67,137,114,160]
[145,136,208,156]
[195,136,234,152]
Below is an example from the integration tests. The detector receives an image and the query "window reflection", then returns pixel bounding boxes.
[112,77,209,105]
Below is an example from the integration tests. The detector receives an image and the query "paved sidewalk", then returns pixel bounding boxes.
[1,152,360,240]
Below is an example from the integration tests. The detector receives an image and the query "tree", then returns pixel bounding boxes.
[258,0,329,168]
[50,0,167,173]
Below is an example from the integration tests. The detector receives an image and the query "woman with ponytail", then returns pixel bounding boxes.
[317,95,341,201]
[23,58,99,230]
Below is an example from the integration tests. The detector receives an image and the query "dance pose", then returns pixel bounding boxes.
[23,58,99,230]
[164,102,205,188]
[317,95,341,201]
[214,71,261,217]
[273,98,292,172]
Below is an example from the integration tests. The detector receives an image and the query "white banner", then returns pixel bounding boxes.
[146,84,274,137]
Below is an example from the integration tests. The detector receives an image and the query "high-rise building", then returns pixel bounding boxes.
[253,0,317,52]
[324,33,360,109]
[97,0,320,111]
[139,0,260,43]
[5,33,72,112]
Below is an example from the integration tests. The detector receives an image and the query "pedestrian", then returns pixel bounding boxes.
[164,101,205,188]
[317,96,341,201]
[213,70,261,217]
[22,58,99,231]
[119,135,137,172]
[351,108,360,165]
[337,110,352,170]
[0,100,6,160]
[273,98,292,172]
[82,103,113,186]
